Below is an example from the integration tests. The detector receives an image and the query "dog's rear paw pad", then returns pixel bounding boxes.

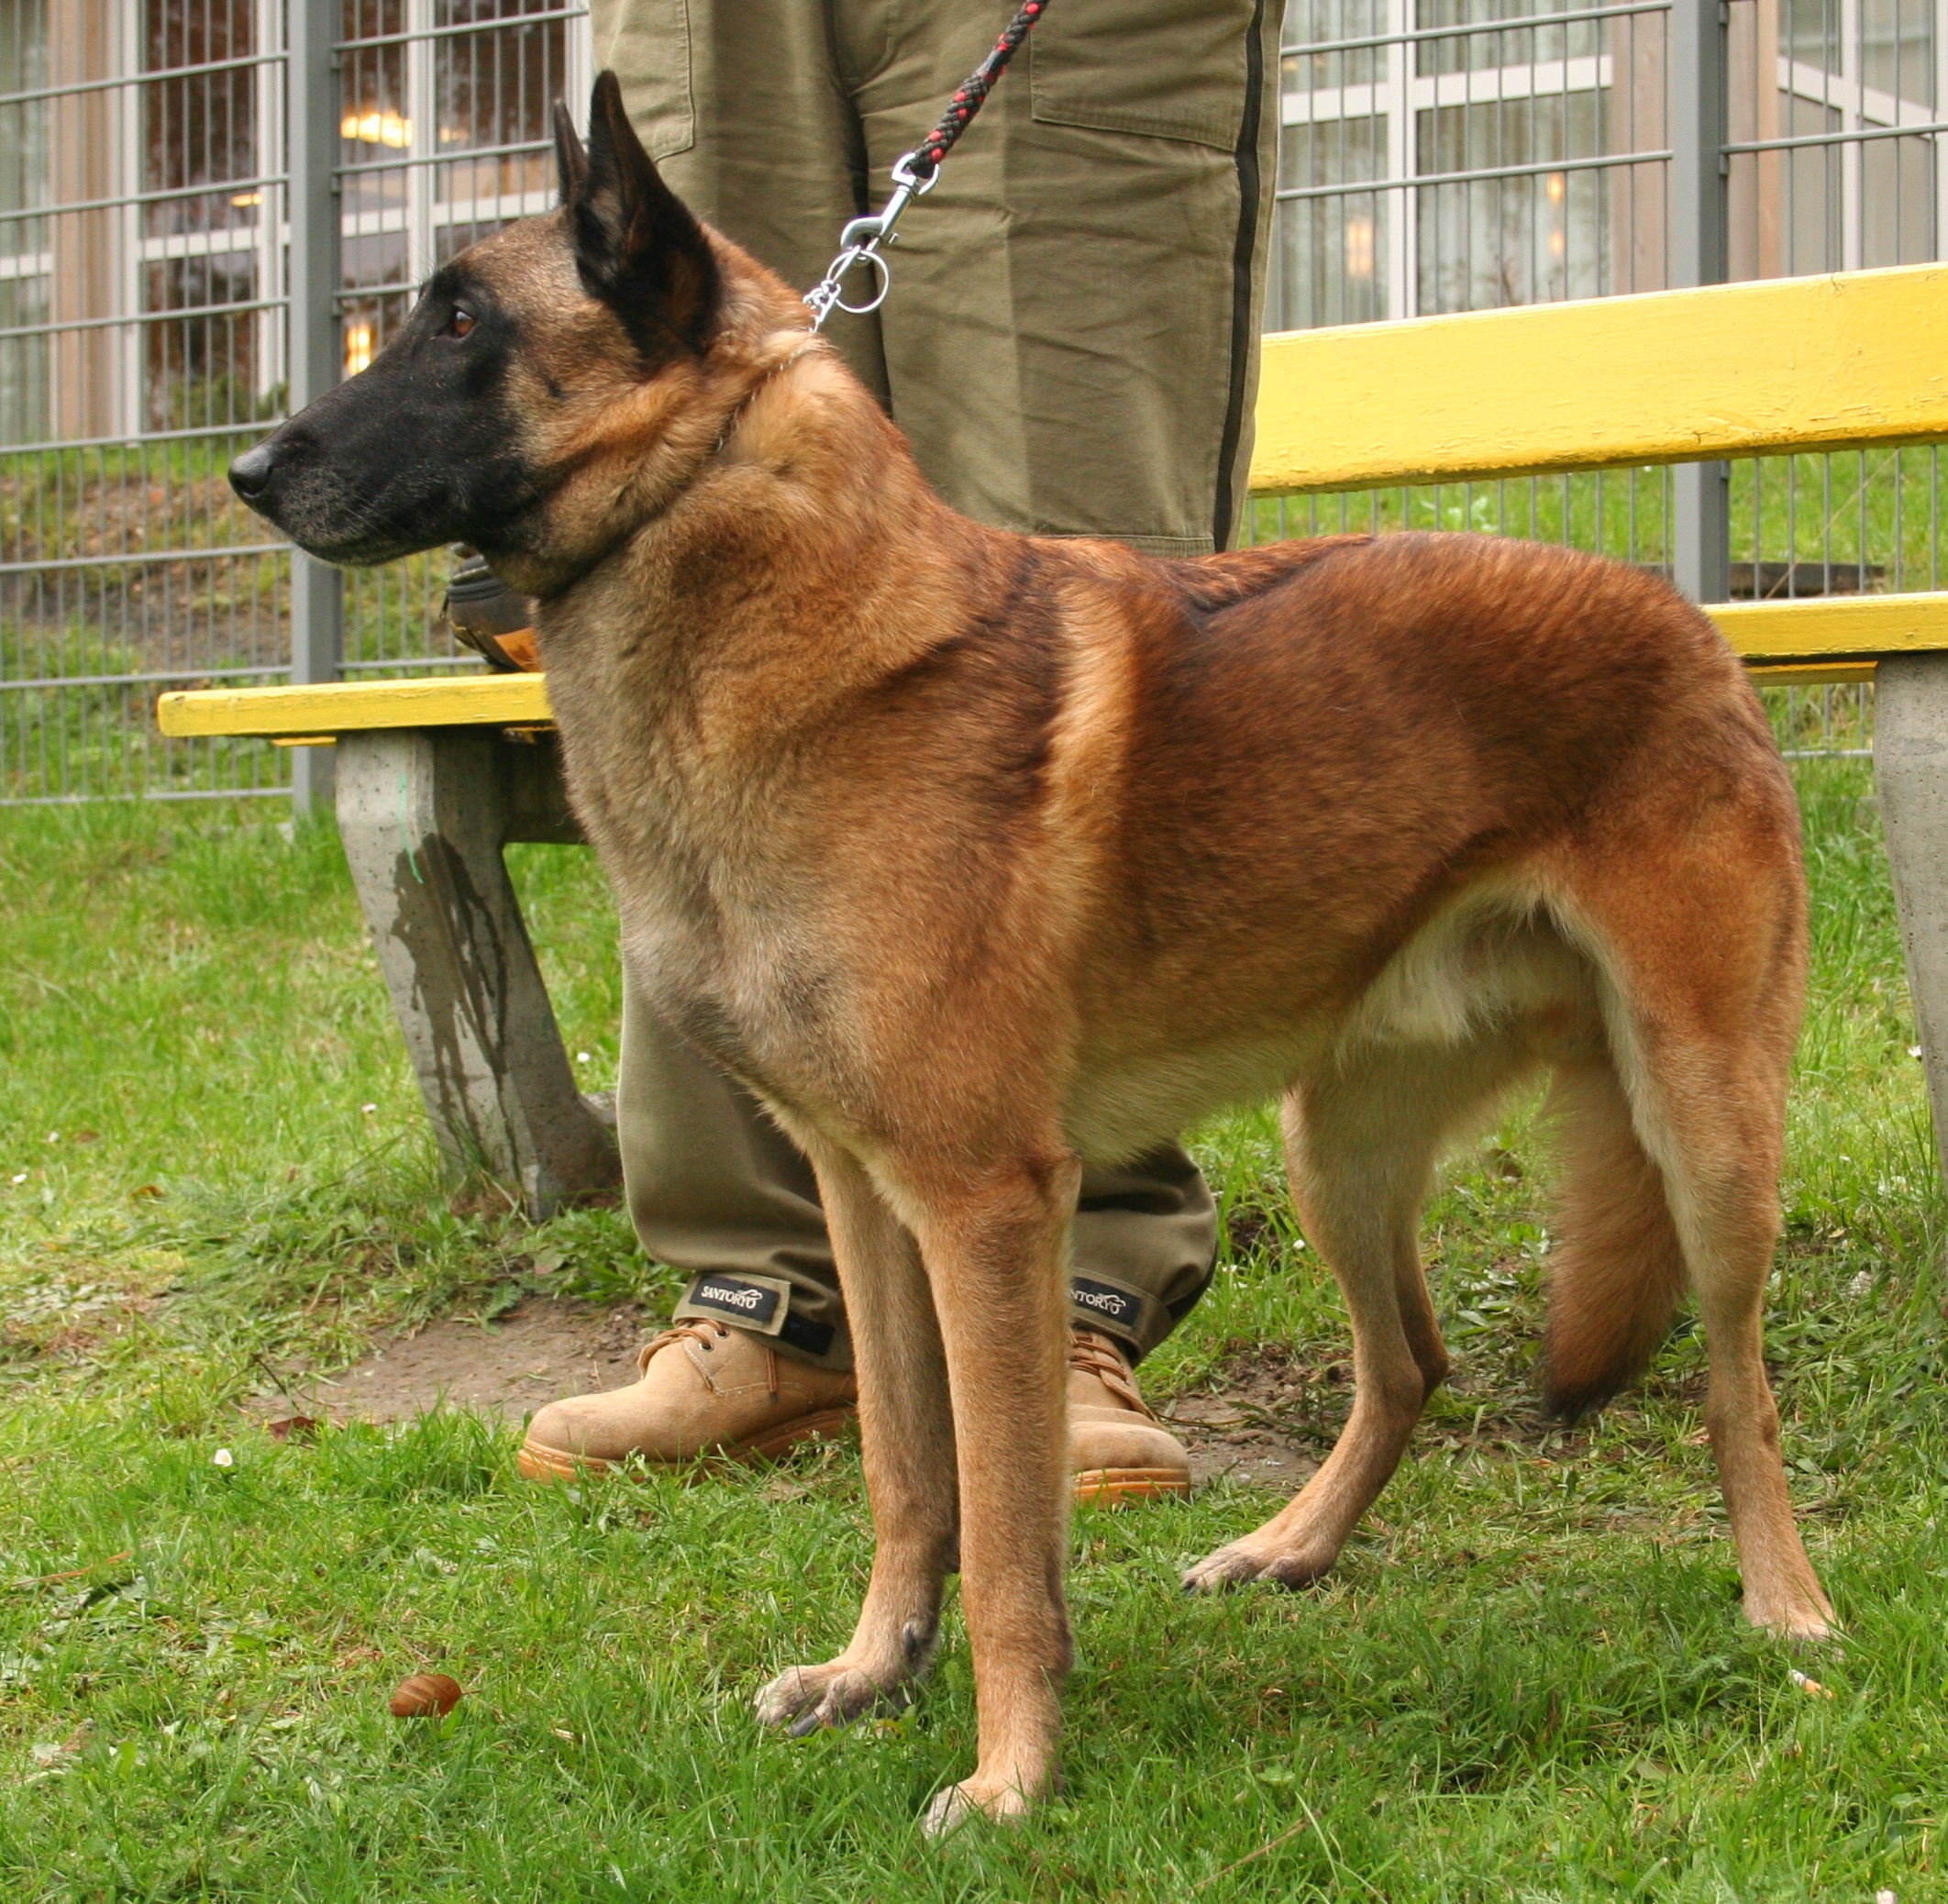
[755,1664,902,1734]
[1181,1544,1269,1593]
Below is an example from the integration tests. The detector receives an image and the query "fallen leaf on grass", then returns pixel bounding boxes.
[130,1184,163,1201]
[263,1416,322,1443]
[28,1724,88,1767]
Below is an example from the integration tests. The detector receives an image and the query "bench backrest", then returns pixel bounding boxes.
[1249,261,1948,495]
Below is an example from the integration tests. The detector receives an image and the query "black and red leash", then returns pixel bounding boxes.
[804,0,1049,329]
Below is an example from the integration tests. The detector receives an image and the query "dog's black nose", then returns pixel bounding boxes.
[228,440,277,501]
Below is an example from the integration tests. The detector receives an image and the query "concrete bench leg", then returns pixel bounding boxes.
[335,726,621,1219]
[1873,653,1948,1189]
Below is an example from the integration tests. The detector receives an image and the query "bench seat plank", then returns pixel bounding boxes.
[1250,263,1948,496]
[159,671,552,736]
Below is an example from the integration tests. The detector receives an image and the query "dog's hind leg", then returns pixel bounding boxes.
[1563,842,1833,1640]
[1184,1032,1532,1593]
[754,1140,960,1733]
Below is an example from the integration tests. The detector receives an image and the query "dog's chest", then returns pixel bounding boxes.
[552,700,834,1085]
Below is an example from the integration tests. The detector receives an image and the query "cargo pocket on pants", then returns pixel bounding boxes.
[1029,0,1258,149]
[592,0,695,161]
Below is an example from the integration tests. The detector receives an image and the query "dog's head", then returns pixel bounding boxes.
[229,73,793,584]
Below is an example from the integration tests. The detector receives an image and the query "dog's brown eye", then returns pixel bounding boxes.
[449,307,475,338]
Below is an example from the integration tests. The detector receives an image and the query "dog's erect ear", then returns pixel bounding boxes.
[570,71,718,358]
[553,100,588,205]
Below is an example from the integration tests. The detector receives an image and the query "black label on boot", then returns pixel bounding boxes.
[687,1275,782,1331]
[1069,1276,1145,1331]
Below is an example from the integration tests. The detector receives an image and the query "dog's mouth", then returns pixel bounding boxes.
[227,426,393,564]
[227,416,520,569]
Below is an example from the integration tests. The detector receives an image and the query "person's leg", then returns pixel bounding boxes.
[1069,1147,1218,1362]
[589,0,893,404]
[518,960,861,1478]
[596,0,1284,546]
[619,970,852,1370]
[840,0,1275,1345]
[1064,1149,1217,1501]
[849,0,1286,553]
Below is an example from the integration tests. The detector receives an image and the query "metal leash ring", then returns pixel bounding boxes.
[825,244,892,317]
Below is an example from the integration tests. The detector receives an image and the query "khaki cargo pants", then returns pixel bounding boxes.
[595,0,1285,1370]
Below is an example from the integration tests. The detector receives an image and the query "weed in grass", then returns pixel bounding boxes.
[1,767,1945,1898]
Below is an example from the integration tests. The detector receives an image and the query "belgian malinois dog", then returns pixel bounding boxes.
[231,74,1833,1829]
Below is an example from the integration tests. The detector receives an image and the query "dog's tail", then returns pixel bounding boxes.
[1539,1055,1688,1419]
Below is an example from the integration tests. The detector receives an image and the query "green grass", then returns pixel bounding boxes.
[2,771,1945,1900]
[1246,445,1948,592]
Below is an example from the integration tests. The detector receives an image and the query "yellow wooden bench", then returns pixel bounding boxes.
[158,260,1948,1208]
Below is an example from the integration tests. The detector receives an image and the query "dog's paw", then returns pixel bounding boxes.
[1181,1540,1334,1594]
[754,1661,908,1735]
[921,1777,1035,1837]
[1743,1595,1840,1646]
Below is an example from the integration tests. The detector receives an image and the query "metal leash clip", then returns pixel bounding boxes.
[802,0,1047,328]
[803,150,937,331]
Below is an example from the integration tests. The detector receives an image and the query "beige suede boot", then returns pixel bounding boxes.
[519,1318,1192,1500]
[516,1317,858,1478]
[1068,1327,1192,1506]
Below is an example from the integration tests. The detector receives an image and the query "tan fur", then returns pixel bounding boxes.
[441,186,1833,1826]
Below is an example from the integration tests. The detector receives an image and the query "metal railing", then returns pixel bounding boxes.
[1252,0,1684,601]
[1,0,1938,803]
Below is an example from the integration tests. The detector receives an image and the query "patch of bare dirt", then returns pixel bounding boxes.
[1163,1343,1332,1490]
[248,1299,652,1427]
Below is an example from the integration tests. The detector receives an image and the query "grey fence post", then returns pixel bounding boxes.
[1669,0,1731,604]
[286,0,343,818]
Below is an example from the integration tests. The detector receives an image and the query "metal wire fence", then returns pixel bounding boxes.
[0,0,291,802]
[0,0,581,804]
[0,0,1937,803]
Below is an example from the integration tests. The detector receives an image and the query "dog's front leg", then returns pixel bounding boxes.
[754,1141,958,1733]
[908,1150,1077,1833]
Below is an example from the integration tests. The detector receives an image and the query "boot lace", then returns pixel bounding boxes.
[1068,1327,1158,1421]
[635,1315,733,1378]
